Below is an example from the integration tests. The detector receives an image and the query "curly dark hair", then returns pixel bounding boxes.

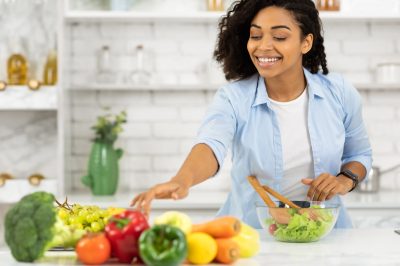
[214,0,329,81]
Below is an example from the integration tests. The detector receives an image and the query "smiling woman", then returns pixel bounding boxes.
[131,0,372,230]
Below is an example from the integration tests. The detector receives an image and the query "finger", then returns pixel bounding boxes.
[130,193,144,207]
[141,190,156,216]
[317,181,336,201]
[301,178,313,185]
[309,173,330,200]
[134,194,147,212]
[326,187,340,200]
[314,175,336,201]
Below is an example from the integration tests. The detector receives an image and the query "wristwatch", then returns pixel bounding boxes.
[336,169,359,192]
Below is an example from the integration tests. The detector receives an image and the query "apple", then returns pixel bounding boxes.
[154,211,192,234]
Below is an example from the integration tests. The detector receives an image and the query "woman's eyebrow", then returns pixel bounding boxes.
[271,25,291,31]
[250,23,262,29]
[250,24,291,31]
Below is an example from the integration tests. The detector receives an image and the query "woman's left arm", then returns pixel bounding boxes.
[302,76,372,201]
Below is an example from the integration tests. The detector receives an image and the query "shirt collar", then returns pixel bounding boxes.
[252,68,325,108]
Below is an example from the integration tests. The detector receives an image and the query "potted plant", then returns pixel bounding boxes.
[81,110,127,195]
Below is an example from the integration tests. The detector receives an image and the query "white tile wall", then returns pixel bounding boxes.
[67,12,400,193]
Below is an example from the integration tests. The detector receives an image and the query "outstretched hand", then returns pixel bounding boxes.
[130,180,190,218]
[301,172,353,201]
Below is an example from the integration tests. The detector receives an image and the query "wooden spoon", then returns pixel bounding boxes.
[247,176,292,224]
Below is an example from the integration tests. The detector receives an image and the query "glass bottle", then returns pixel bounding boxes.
[7,38,28,85]
[130,44,151,85]
[43,50,58,85]
[96,45,114,83]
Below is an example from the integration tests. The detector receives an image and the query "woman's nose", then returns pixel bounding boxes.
[259,37,273,50]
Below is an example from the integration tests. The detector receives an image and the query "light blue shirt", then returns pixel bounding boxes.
[195,68,372,229]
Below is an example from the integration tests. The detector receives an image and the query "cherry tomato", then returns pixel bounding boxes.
[269,224,277,235]
[76,233,111,265]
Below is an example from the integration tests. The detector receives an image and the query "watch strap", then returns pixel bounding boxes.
[337,169,359,192]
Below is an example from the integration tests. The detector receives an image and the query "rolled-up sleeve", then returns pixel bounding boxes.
[194,87,237,174]
[341,77,372,174]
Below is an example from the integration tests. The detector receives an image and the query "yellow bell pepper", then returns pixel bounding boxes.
[232,222,260,258]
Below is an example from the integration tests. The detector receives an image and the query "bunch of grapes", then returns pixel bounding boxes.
[56,198,125,233]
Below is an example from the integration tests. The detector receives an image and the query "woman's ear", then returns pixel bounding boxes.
[302,33,314,54]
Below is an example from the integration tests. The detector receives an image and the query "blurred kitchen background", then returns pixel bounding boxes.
[1,0,400,246]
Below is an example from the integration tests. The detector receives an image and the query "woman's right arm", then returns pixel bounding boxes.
[130,143,218,216]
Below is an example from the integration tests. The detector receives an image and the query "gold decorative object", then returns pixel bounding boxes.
[206,0,224,11]
[28,173,45,186]
[27,79,41,91]
[0,173,14,187]
[0,80,7,91]
[8,53,28,85]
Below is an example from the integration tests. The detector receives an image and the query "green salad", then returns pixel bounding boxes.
[266,206,335,242]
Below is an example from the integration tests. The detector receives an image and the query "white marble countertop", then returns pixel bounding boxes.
[1,229,399,265]
[65,189,400,210]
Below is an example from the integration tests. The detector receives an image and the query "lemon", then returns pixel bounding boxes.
[187,232,217,264]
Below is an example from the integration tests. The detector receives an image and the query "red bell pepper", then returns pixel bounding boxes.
[105,210,149,263]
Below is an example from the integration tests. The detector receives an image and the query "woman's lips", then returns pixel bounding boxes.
[256,56,282,68]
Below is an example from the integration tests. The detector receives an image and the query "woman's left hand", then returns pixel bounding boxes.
[301,173,353,201]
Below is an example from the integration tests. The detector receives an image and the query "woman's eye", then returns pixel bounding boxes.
[274,37,287,41]
[250,36,261,40]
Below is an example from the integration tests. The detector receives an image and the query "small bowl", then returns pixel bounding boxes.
[256,200,340,243]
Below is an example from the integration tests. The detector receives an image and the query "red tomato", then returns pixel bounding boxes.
[76,233,111,265]
[269,224,277,235]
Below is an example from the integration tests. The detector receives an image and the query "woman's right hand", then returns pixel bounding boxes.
[130,180,190,217]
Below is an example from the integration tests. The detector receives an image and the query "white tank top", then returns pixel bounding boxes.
[269,87,314,200]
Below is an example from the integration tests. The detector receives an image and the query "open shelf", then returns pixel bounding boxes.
[0,86,58,110]
[355,83,400,91]
[0,179,58,204]
[64,10,400,23]
[65,11,225,23]
[67,82,400,92]
[67,83,223,91]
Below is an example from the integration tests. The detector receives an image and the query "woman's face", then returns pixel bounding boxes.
[247,6,313,80]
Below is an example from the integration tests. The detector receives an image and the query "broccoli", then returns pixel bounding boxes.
[4,191,85,262]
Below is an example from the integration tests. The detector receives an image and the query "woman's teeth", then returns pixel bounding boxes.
[258,57,280,63]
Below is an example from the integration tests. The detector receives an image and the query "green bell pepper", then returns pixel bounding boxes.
[139,224,188,266]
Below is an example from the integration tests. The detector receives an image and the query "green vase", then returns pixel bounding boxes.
[81,141,123,195]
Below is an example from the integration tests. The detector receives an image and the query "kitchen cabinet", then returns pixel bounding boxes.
[0,0,63,202]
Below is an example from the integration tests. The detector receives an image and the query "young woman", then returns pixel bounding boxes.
[131,0,372,228]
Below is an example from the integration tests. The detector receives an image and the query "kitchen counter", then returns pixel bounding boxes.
[66,189,400,209]
[1,229,399,265]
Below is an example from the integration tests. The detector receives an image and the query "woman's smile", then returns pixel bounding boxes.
[256,56,283,68]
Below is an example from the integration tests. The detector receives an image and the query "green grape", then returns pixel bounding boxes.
[86,213,95,223]
[91,212,100,221]
[58,208,68,220]
[69,216,80,225]
[91,221,101,232]
[71,223,84,230]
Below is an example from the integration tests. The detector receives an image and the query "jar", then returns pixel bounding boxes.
[376,63,400,84]
[207,0,224,11]
[315,0,340,11]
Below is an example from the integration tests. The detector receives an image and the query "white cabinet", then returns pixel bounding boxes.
[0,0,63,202]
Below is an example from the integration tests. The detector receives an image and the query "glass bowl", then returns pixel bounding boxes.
[256,200,340,243]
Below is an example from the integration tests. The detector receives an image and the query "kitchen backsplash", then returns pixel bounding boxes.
[67,18,400,192]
